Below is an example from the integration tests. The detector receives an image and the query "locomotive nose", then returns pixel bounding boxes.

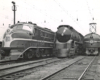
[56,33,70,42]
[56,27,71,42]
[2,35,12,48]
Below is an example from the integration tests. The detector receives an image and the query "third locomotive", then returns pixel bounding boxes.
[84,33,100,56]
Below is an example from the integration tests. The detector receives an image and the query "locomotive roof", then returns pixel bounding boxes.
[57,25,83,37]
[78,33,84,38]
[10,22,54,33]
[84,33,100,40]
[57,25,73,30]
[57,25,80,33]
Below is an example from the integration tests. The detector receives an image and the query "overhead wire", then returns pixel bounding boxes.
[53,0,75,22]
[53,0,86,33]
[0,1,59,29]
[1,0,88,33]
[20,1,59,23]
[20,0,82,25]
[86,0,94,21]
[85,0,96,33]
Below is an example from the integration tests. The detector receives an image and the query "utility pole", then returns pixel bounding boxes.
[12,1,16,24]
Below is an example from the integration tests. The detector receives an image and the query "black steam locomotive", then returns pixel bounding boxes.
[56,25,84,57]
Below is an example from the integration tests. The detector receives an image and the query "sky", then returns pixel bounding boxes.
[0,0,100,41]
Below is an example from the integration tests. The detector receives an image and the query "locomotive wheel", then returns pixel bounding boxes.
[35,49,41,58]
[45,49,50,57]
[24,50,34,60]
[40,49,45,58]
[27,52,34,59]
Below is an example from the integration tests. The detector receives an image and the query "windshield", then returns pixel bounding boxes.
[10,24,33,32]
[22,25,33,32]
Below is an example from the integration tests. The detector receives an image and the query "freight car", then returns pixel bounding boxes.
[84,33,100,56]
[56,25,84,58]
[1,22,55,60]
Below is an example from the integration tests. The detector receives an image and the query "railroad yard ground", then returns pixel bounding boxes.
[17,56,100,80]
[0,56,100,80]
[96,59,100,79]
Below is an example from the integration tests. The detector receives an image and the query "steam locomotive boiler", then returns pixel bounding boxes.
[1,22,55,60]
[56,25,84,58]
[84,33,100,55]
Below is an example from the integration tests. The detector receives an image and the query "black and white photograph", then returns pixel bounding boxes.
[0,0,100,80]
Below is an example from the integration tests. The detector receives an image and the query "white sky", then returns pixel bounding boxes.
[0,0,100,41]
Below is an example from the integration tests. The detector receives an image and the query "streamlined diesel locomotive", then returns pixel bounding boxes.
[1,22,55,60]
[84,33,100,55]
[56,25,84,58]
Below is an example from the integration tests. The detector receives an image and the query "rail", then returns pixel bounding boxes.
[78,56,96,80]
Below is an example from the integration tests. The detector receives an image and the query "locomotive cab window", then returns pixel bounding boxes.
[34,28,39,36]
[10,24,34,33]
[23,25,33,32]
[32,27,35,36]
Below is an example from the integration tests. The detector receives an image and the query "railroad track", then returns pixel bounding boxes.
[0,57,70,80]
[79,56,99,80]
[41,56,97,80]
[16,56,84,80]
[0,57,53,65]
[0,60,16,65]
[78,56,97,80]
[16,56,98,80]
[0,57,56,68]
